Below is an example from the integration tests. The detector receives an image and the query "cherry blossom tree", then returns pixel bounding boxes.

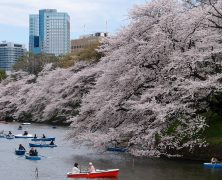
[68,0,222,156]
[1,0,222,157]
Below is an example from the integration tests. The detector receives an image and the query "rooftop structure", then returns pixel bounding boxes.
[71,32,108,53]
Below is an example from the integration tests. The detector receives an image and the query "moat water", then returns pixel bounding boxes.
[0,122,222,180]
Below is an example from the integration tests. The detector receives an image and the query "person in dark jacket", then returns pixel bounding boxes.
[49,140,55,145]
[18,144,25,151]
[33,149,38,156]
[29,148,35,156]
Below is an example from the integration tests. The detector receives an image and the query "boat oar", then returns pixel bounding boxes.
[38,155,50,158]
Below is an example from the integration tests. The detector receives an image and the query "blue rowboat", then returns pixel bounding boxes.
[0,134,5,138]
[204,163,222,168]
[25,154,41,160]
[6,135,14,139]
[15,149,26,155]
[15,134,33,138]
[107,147,128,152]
[29,143,57,148]
[31,137,55,142]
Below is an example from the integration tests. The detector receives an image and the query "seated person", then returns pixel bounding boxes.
[88,162,96,173]
[18,144,25,151]
[8,131,12,135]
[29,148,35,156]
[33,149,38,156]
[34,134,37,139]
[211,157,219,164]
[72,163,80,174]
[42,134,46,138]
[49,140,55,145]
[23,131,28,136]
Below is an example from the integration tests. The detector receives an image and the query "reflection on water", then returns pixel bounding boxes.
[0,122,222,180]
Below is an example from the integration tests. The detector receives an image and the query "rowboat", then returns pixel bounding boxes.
[21,123,31,125]
[106,147,128,152]
[67,169,119,178]
[15,134,33,138]
[203,163,222,168]
[15,149,26,155]
[31,137,55,141]
[29,143,57,148]
[25,154,41,160]
[6,135,14,139]
[0,134,5,138]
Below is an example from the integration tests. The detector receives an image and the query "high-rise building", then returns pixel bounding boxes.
[29,9,70,56]
[0,41,26,72]
[29,14,40,54]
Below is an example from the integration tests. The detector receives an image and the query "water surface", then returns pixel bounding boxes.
[0,122,222,180]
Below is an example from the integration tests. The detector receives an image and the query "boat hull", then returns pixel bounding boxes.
[25,155,41,160]
[21,123,31,125]
[6,135,14,139]
[31,137,55,141]
[204,163,222,168]
[0,134,5,138]
[67,169,119,178]
[107,147,128,152]
[29,143,57,148]
[15,149,26,155]
[15,134,33,138]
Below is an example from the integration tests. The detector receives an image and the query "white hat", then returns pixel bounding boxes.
[89,162,93,166]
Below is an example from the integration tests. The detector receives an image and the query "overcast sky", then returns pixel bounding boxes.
[0,0,146,48]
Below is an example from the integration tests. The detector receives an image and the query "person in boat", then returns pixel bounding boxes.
[42,134,46,138]
[34,134,37,139]
[8,131,12,135]
[72,163,80,174]
[211,156,219,164]
[29,148,35,156]
[23,131,28,136]
[18,125,22,129]
[88,162,96,173]
[33,149,38,156]
[18,144,25,151]
[49,140,55,145]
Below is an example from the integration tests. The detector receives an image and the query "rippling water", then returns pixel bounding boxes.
[0,122,222,180]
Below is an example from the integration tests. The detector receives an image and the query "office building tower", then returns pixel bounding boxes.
[29,14,40,54]
[29,9,70,56]
[0,41,26,71]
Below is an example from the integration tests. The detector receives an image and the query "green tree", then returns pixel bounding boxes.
[76,42,102,62]
[0,69,7,81]
[58,42,103,68]
[13,53,58,75]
